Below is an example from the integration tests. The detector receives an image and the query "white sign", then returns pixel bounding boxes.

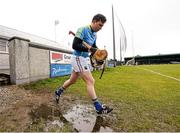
[50,51,72,64]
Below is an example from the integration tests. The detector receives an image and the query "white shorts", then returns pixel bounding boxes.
[71,55,93,72]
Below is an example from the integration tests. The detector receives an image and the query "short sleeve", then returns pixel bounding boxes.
[75,27,84,40]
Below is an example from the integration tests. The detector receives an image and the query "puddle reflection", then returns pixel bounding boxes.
[28,103,113,132]
[64,104,113,132]
[92,116,113,132]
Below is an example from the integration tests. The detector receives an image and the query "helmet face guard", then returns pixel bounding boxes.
[93,50,108,61]
[90,54,107,79]
[90,49,108,68]
[90,55,104,68]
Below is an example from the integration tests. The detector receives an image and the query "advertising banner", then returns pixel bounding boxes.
[50,64,72,77]
[50,51,72,64]
[50,51,72,77]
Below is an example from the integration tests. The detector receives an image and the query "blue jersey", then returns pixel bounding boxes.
[73,25,97,57]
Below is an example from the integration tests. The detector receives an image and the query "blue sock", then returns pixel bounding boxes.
[56,87,65,95]
[92,98,102,111]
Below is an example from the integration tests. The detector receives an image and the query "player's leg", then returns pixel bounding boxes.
[55,70,79,103]
[80,71,113,114]
[80,71,96,99]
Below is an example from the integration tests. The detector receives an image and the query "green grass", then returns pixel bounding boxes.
[22,64,180,131]
[139,64,180,79]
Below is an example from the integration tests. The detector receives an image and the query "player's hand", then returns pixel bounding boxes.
[89,47,97,55]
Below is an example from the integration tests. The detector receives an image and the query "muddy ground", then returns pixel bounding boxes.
[0,85,117,132]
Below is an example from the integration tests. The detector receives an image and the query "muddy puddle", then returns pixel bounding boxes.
[28,103,114,132]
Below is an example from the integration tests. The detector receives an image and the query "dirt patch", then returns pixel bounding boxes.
[0,85,71,131]
[0,85,116,132]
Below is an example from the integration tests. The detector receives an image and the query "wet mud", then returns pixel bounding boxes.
[28,103,114,132]
[0,86,115,132]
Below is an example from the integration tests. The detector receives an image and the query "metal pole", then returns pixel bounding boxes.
[120,36,122,65]
[112,5,116,67]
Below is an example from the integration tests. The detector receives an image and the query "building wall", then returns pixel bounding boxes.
[0,25,73,84]
[0,39,7,51]
[8,37,73,85]
[0,36,9,75]
[29,47,50,81]
[0,52,9,74]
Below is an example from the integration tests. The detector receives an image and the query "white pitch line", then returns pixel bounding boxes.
[138,67,180,82]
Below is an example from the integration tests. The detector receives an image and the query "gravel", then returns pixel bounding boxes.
[0,85,26,112]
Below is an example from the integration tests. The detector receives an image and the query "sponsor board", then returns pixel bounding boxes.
[50,51,72,64]
[50,51,72,77]
[50,64,72,77]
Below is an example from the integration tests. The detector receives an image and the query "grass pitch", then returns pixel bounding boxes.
[24,64,180,131]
